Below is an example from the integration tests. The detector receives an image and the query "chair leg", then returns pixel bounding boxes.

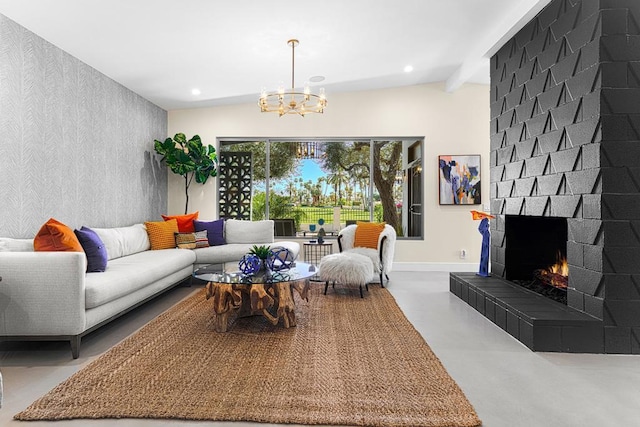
[365,283,369,291]
[324,281,329,295]
[379,272,384,288]
[359,284,364,298]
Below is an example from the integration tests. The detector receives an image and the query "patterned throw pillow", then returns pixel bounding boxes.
[353,222,386,249]
[175,232,196,249]
[145,219,179,250]
[194,230,209,248]
[34,218,84,252]
[161,212,199,233]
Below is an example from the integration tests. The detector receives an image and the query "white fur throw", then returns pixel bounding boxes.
[319,252,375,285]
[338,224,396,274]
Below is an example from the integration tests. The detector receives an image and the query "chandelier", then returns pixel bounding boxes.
[292,141,323,159]
[259,39,327,117]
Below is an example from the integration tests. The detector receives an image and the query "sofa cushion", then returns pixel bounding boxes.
[225,219,274,244]
[74,226,108,272]
[194,219,225,246]
[145,220,179,250]
[0,238,34,252]
[92,224,151,260]
[161,212,198,233]
[34,218,83,252]
[84,249,196,309]
[193,240,300,266]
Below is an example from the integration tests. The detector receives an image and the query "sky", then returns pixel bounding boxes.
[300,159,323,182]
[259,158,325,193]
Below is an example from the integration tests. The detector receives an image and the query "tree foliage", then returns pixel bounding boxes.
[322,141,402,231]
[251,192,306,228]
[221,141,298,181]
[154,133,218,214]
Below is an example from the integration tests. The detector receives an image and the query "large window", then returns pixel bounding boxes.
[219,139,422,238]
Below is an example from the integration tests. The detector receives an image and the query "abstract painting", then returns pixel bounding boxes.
[438,155,481,205]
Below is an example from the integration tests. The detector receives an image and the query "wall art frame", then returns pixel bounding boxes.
[438,154,481,205]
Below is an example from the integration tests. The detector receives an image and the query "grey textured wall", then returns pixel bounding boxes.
[0,14,167,238]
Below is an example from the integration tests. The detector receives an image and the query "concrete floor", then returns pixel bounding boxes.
[1,271,639,426]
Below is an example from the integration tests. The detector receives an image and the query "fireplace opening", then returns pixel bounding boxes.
[504,215,568,305]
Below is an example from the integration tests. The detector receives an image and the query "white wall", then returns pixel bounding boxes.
[167,82,490,268]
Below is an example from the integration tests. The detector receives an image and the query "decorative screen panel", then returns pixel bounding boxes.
[218,152,253,220]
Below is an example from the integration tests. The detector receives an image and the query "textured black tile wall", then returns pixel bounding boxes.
[486,0,640,353]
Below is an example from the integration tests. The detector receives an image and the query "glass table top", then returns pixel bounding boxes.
[193,261,318,285]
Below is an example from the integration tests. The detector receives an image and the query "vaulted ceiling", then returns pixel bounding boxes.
[0,0,552,110]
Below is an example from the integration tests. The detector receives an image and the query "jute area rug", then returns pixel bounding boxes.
[15,284,481,426]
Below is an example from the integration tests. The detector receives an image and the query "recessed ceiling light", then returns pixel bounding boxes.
[309,75,325,83]
[191,88,201,95]
[404,65,414,73]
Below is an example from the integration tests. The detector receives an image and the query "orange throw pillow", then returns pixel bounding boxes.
[34,218,83,252]
[353,222,386,249]
[161,212,199,232]
[145,219,179,250]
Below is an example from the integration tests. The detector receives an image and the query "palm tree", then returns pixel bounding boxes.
[286,180,296,199]
[327,170,348,207]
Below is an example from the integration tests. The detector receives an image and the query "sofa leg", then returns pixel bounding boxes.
[70,336,81,359]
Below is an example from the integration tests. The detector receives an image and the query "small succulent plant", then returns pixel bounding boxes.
[249,244,272,259]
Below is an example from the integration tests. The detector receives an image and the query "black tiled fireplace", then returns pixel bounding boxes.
[451,0,640,354]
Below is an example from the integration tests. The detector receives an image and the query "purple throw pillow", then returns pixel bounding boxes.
[194,219,226,246]
[74,226,108,272]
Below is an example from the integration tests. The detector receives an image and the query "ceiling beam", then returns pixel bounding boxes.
[445,0,553,92]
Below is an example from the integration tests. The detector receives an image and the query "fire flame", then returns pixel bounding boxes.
[549,255,569,277]
[538,252,569,289]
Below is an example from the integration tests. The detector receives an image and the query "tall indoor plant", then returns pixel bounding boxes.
[154,133,218,214]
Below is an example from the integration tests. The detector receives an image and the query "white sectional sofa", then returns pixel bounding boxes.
[0,219,299,358]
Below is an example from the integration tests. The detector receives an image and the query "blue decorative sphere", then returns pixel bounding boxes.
[238,254,262,275]
[267,247,294,271]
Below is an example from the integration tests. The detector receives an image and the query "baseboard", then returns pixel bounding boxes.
[392,262,482,272]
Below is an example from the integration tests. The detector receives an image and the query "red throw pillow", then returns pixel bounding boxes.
[34,218,84,252]
[161,212,199,233]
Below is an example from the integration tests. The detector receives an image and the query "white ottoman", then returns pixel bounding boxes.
[319,252,375,298]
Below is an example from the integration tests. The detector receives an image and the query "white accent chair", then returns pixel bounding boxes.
[336,224,397,287]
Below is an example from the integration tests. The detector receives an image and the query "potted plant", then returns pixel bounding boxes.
[249,245,272,271]
[154,133,218,214]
